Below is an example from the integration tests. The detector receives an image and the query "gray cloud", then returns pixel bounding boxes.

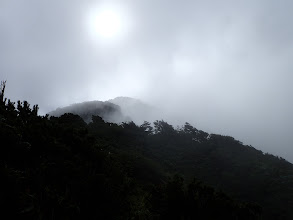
[1,0,293,161]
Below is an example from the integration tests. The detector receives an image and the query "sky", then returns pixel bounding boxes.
[1,0,293,162]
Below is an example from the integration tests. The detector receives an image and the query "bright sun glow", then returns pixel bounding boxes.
[86,4,130,43]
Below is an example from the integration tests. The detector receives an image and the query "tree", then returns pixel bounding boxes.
[140,121,153,134]
[183,122,198,134]
[0,80,6,103]
[0,80,7,114]
[153,120,174,135]
[165,174,185,219]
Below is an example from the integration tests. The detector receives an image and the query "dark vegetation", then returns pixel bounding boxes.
[1,81,293,219]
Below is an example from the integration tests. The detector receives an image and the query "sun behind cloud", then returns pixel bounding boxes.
[86,3,131,43]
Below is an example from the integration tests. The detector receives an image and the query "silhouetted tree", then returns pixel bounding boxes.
[140,121,153,134]
[0,80,6,103]
[153,120,175,135]
[183,122,198,134]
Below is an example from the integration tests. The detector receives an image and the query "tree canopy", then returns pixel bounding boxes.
[2,81,293,219]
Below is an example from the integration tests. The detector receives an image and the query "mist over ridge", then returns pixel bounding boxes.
[2,1,293,218]
[48,95,291,163]
[2,0,293,162]
[3,80,293,219]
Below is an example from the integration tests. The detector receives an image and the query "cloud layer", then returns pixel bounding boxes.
[1,0,293,161]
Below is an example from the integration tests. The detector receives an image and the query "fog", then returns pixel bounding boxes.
[1,0,293,162]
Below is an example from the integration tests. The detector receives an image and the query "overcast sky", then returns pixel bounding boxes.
[1,0,293,162]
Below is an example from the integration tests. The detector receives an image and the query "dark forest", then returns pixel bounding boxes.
[1,81,293,219]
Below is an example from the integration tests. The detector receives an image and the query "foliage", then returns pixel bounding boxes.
[1,81,293,219]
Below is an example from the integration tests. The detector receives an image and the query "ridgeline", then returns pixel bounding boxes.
[1,81,292,219]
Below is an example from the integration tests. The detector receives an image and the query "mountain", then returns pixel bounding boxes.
[143,123,293,219]
[48,97,159,125]
[1,82,293,219]
[1,95,263,219]
[48,100,126,123]
[46,96,293,219]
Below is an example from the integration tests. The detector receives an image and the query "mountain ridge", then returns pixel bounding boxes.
[48,96,158,125]
[48,99,126,123]
[1,84,291,218]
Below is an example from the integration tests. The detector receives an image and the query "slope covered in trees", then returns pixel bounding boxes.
[1,81,292,219]
[144,121,293,219]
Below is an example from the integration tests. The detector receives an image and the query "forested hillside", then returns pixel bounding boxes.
[1,81,292,219]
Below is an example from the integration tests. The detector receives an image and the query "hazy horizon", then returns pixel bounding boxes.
[1,0,293,162]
